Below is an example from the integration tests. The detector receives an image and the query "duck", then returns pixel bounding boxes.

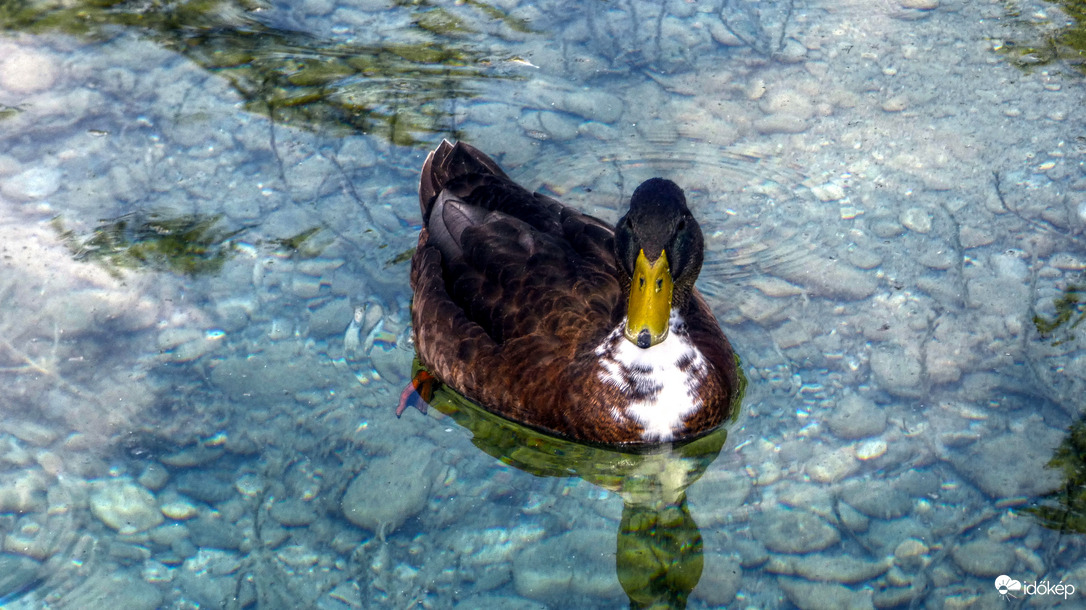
[403,140,740,446]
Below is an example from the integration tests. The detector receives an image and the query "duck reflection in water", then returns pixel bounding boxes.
[399,361,745,609]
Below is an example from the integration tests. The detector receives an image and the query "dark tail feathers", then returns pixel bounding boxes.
[419,140,509,218]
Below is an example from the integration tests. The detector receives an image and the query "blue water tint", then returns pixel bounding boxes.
[0,0,1085,608]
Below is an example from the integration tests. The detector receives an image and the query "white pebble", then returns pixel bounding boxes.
[746,78,767,100]
[899,207,933,233]
[808,447,860,483]
[235,473,266,497]
[810,183,846,202]
[753,115,808,135]
[89,478,164,535]
[900,0,938,8]
[750,461,782,486]
[854,438,888,460]
[161,499,199,520]
[0,46,58,94]
[5,420,58,446]
[777,38,808,62]
[760,89,814,120]
[1015,547,1045,574]
[882,96,908,112]
[0,166,62,201]
[748,276,804,298]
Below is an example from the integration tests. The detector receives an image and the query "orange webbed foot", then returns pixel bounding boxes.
[396,370,437,417]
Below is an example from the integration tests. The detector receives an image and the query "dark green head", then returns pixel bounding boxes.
[613,178,705,348]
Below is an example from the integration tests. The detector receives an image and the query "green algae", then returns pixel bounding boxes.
[0,105,24,122]
[1028,274,1086,533]
[53,212,247,277]
[384,246,415,267]
[415,7,476,37]
[50,212,344,275]
[0,0,522,146]
[1027,416,1086,533]
[1033,281,1086,344]
[997,0,1086,74]
[462,0,535,34]
[270,226,329,259]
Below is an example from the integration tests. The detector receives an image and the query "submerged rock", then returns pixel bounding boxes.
[947,429,1063,498]
[89,478,163,535]
[0,166,62,201]
[869,346,924,398]
[751,509,840,554]
[453,593,547,610]
[778,576,874,610]
[0,46,59,94]
[950,539,1015,577]
[61,572,162,610]
[692,552,741,605]
[270,498,319,527]
[767,553,891,584]
[210,342,340,401]
[839,480,911,520]
[0,469,48,514]
[341,440,438,536]
[513,529,623,602]
[807,447,860,483]
[0,553,42,600]
[826,394,887,440]
[774,256,877,301]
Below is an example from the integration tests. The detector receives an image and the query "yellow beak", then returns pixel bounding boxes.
[625,249,673,348]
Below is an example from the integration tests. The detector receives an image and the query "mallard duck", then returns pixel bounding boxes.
[405,140,740,445]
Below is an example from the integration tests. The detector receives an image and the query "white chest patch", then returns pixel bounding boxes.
[594,313,708,442]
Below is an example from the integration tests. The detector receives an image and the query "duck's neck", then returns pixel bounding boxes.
[594,312,708,442]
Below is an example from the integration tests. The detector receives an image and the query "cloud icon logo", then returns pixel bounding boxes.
[995,575,1022,597]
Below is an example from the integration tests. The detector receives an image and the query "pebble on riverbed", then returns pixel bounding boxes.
[950,538,1016,577]
[0,45,59,94]
[774,255,877,301]
[869,345,924,397]
[88,478,164,535]
[946,428,1064,499]
[692,552,741,605]
[513,529,623,602]
[777,575,874,610]
[0,469,48,514]
[751,509,840,554]
[0,166,62,201]
[341,440,438,536]
[767,553,891,584]
[826,393,887,440]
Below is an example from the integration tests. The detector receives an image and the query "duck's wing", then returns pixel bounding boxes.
[413,141,622,350]
[423,193,621,348]
[421,141,568,237]
[419,140,509,220]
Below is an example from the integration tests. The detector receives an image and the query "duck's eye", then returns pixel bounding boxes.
[655,278,663,292]
[677,218,687,231]
[639,276,645,289]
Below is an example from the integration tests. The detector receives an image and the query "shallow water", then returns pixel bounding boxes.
[1,0,1086,608]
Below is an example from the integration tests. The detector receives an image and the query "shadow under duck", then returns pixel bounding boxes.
[406,140,740,446]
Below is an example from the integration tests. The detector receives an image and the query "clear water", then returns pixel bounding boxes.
[1,0,1085,608]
